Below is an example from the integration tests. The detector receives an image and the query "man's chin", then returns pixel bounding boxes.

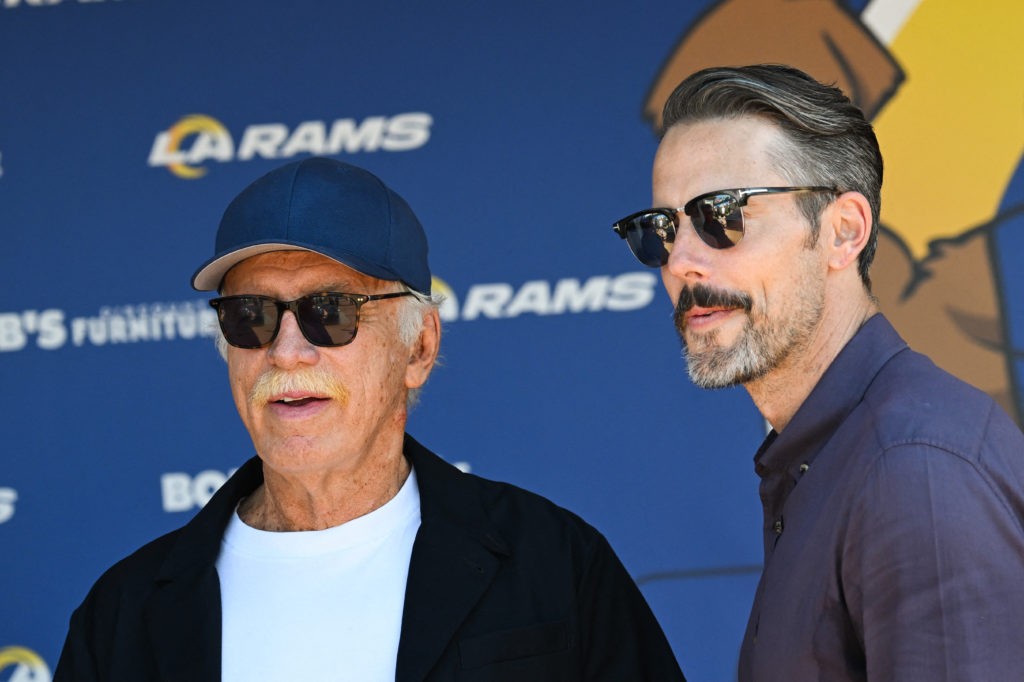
[257,436,328,465]
[683,342,753,389]
[686,363,742,390]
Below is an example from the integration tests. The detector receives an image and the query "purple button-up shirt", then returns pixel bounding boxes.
[739,314,1024,681]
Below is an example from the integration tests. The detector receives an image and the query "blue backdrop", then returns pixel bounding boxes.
[3,1,1021,680]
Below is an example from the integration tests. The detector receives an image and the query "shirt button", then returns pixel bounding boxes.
[773,519,784,534]
[799,463,810,473]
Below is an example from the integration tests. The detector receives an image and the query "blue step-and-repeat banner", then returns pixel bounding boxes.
[2,1,1022,680]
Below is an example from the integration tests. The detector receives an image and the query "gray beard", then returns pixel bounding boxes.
[682,316,781,388]
[678,297,825,389]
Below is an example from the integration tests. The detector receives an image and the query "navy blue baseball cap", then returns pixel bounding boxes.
[191,157,431,293]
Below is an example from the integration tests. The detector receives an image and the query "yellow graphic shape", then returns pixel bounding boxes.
[430,276,451,299]
[431,276,459,322]
[872,1,1024,258]
[0,646,49,677]
[165,114,229,180]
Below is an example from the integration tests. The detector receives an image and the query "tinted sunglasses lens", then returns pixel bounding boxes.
[297,294,359,346]
[689,194,743,249]
[216,297,279,348]
[623,212,674,267]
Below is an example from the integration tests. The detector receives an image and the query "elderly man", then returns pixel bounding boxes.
[56,157,684,681]
[613,64,1024,680]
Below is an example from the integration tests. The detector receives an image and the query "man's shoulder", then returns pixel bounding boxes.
[407,435,608,553]
[467,469,597,533]
[78,459,255,611]
[72,525,187,621]
[862,344,1021,459]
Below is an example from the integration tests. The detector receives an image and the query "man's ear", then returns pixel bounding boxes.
[405,307,441,390]
[827,191,872,272]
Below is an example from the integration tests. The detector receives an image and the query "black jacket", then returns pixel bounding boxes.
[55,434,685,681]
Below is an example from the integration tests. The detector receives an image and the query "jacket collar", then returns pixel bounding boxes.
[396,434,511,681]
[143,435,510,682]
[143,456,262,682]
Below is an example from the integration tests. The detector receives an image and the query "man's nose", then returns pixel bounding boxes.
[664,215,713,283]
[267,310,318,367]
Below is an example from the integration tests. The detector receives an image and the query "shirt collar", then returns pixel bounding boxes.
[753,313,908,480]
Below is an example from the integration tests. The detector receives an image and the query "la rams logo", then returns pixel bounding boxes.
[0,646,50,682]
[644,0,1024,425]
[148,112,433,180]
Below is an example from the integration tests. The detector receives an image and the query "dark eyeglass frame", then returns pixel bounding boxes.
[612,186,837,267]
[209,291,414,349]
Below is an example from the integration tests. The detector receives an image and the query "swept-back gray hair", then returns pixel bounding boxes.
[662,64,883,289]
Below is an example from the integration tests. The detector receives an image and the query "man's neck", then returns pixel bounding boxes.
[747,299,878,433]
[238,448,412,532]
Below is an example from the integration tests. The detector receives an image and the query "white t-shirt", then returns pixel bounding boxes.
[216,468,421,682]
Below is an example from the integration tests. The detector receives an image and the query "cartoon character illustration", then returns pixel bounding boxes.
[644,0,1024,424]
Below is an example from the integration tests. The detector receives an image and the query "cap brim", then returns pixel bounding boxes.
[192,244,307,291]
[191,242,409,292]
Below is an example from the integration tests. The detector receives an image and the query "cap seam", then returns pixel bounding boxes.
[362,172,393,265]
[284,161,301,240]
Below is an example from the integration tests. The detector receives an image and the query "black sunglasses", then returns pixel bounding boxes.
[612,186,836,267]
[209,291,414,349]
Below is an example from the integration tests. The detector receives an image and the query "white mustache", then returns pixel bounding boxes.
[249,367,349,407]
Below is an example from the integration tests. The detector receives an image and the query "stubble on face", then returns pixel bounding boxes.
[673,259,826,389]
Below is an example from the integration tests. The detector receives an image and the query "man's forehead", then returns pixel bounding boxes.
[654,117,789,198]
[222,250,387,293]
[659,116,784,154]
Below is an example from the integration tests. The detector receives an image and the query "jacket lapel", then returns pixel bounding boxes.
[143,457,263,682]
[395,435,511,681]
